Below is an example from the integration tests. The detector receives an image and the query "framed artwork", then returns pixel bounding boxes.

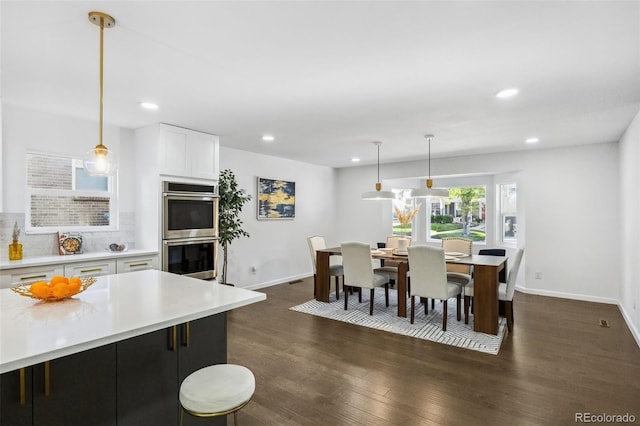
[257,177,295,220]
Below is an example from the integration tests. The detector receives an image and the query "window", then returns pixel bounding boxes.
[498,183,517,243]
[428,186,486,242]
[26,152,116,232]
[392,189,417,237]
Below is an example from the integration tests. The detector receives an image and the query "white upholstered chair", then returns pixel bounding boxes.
[407,245,465,330]
[341,242,390,315]
[374,236,412,283]
[308,235,344,300]
[441,237,473,286]
[463,248,524,332]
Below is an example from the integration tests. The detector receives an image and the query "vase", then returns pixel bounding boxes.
[9,240,23,261]
[397,238,409,253]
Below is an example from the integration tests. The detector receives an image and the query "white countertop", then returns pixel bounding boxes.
[0,270,266,374]
[0,249,159,270]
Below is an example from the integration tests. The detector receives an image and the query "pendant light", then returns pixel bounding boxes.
[410,134,449,198]
[362,141,395,200]
[83,11,117,176]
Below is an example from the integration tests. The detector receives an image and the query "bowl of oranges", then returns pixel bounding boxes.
[11,276,97,301]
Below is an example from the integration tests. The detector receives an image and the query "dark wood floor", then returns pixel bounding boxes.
[226,277,640,425]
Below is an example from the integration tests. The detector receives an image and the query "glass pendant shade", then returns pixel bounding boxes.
[84,144,117,176]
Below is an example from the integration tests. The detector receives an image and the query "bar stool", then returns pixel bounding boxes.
[179,364,255,425]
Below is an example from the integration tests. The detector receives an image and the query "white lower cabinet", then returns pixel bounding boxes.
[64,260,116,278]
[0,265,65,289]
[1,254,158,289]
[116,255,159,273]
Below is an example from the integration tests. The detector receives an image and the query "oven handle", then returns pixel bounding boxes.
[163,237,218,247]
[163,193,218,201]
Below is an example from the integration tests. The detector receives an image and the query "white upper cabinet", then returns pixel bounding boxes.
[159,124,219,180]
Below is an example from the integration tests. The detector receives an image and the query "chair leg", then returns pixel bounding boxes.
[344,286,349,311]
[442,299,448,331]
[456,294,461,321]
[335,276,340,300]
[431,299,435,310]
[358,288,362,303]
[425,298,428,315]
[233,410,238,426]
[506,300,514,332]
[369,289,375,315]
[464,296,470,324]
[384,284,389,307]
[411,296,415,324]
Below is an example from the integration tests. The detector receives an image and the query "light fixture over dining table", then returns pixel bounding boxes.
[83,11,117,176]
[410,134,449,199]
[362,141,395,201]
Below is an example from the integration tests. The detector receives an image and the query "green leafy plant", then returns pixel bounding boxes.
[218,169,252,285]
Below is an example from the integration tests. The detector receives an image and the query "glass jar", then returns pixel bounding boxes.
[9,240,23,261]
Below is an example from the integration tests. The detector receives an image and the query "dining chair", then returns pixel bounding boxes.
[375,235,412,285]
[307,235,344,300]
[341,242,390,315]
[441,237,473,285]
[463,248,523,331]
[407,245,465,331]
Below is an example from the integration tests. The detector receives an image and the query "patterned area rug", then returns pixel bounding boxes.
[290,290,506,355]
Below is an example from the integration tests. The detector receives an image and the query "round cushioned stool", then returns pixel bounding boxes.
[179,364,255,425]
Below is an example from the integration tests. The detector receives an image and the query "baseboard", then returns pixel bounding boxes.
[618,303,640,348]
[243,273,313,291]
[514,285,618,305]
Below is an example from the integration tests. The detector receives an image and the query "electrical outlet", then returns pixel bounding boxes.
[534,272,542,279]
[250,266,256,274]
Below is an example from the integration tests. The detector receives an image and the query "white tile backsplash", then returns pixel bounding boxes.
[0,212,137,260]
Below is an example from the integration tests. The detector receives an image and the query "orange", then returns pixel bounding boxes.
[50,276,69,286]
[30,281,52,299]
[52,283,72,299]
[67,277,82,294]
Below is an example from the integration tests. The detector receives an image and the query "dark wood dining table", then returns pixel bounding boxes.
[315,247,507,335]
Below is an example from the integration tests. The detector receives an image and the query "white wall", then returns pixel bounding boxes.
[2,104,136,213]
[336,142,621,304]
[219,146,338,288]
[619,110,640,344]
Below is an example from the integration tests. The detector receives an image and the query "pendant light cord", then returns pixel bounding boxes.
[377,142,381,182]
[98,18,104,148]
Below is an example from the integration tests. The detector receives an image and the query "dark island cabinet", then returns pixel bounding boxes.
[1,313,226,426]
[117,313,227,426]
[1,366,33,425]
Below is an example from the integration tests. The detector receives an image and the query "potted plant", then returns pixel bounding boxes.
[218,169,252,285]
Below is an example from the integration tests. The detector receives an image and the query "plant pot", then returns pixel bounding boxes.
[9,241,23,261]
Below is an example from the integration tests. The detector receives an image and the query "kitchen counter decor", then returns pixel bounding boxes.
[10,276,96,301]
[8,221,23,261]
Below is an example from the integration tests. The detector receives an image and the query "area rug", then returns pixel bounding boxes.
[290,291,506,355]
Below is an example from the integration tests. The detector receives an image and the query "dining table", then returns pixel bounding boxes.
[314,247,507,335]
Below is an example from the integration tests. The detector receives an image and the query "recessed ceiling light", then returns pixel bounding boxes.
[261,135,275,142]
[140,102,159,110]
[351,157,361,163]
[495,88,519,99]
[525,137,540,144]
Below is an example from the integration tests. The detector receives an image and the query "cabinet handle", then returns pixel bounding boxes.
[168,326,177,352]
[44,361,50,396]
[181,322,191,348]
[128,263,148,268]
[19,368,26,404]
[20,274,47,281]
[80,268,103,273]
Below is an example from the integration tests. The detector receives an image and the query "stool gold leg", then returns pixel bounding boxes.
[179,407,184,426]
[234,410,238,426]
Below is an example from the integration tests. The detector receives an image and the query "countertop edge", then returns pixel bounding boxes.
[0,291,266,374]
[0,249,159,270]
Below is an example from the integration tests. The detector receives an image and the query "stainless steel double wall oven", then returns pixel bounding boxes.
[162,181,219,280]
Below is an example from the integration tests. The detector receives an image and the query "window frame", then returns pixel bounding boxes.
[25,151,118,234]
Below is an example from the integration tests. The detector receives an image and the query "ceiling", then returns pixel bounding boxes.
[2,1,639,169]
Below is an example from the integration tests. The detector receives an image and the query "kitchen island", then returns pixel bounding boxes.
[0,269,266,425]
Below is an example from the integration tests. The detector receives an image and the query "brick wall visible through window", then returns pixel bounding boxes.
[26,152,115,231]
